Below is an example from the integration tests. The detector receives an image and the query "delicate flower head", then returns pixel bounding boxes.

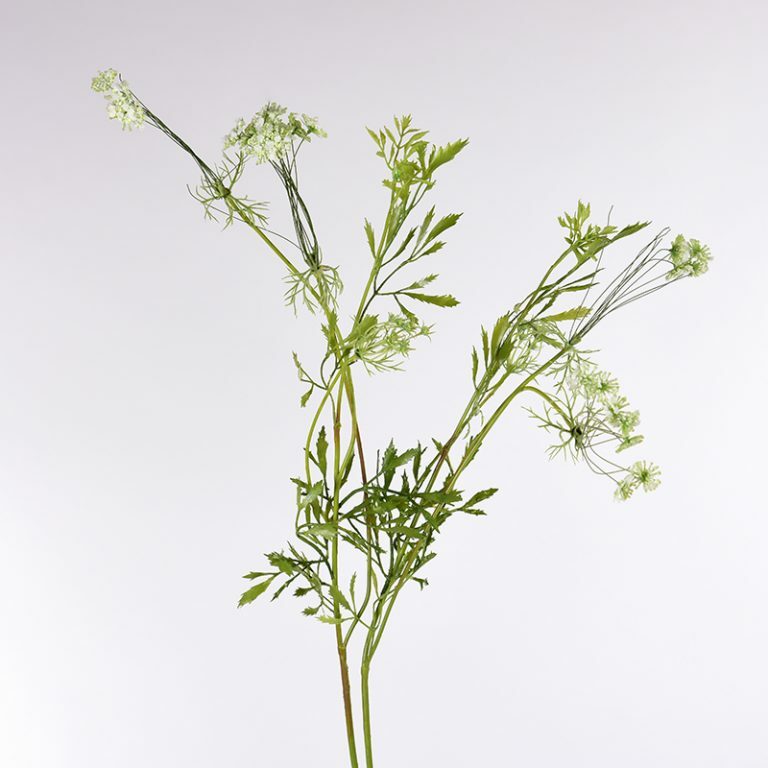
[666,235,712,280]
[573,362,619,402]
[614,476,637,501]
[90,68,145,131]
[630,461,661,492]
[614,461,660,501]
[91,68,118,93]
[224,102,326,164]
[607,396,640,437]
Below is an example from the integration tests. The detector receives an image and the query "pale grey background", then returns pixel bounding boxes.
[1,0,766,766]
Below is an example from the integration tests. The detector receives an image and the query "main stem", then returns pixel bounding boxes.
[332,379,360,768]
[361,659,374,767]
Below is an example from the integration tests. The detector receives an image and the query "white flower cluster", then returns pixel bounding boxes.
[615,461,662,501]
[91,69,146,131]
[666,235,712,280]
[223,102,326,164]
[569,362,641,451]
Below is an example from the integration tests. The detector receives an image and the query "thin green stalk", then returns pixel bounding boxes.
[361,659,374,767]
[331,377,360,768]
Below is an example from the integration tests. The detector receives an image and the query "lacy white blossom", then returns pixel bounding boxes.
[224,102,326,164]
[667,235,712,279]
[91,68,145,131]
[614,461,661,500]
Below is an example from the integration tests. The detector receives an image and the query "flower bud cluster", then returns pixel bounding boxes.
[224,103,326,164]
[91,69,145,131]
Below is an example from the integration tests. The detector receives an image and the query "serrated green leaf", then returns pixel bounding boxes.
[540,307,591,322]
[298,481,324,512]
[389,525,425,540]
[317,615,345,625]
[426,213,462,243]
[238,576,276,607]
[418,241,445,257]
[427,139,469,174]
[271,578,294,602]
[412,442,423,481]
[364,219,376,256]
[418,207,436,243]
[316,426,328,478]
[267,552,295,575]
[401,274,439,291]
[464,488,498,507]
[401,292,459,307]
[382,443,420,487]
[306,522,337,539]
[330,583,351,612]
[366,127,381,147]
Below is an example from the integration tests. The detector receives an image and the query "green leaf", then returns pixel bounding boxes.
[389,525,425,540]
[366,127,382,147]
[242,571,271,580]
[300,387,314,407]
[364,219,376,256]
[238,576,276,607]
[292,351,306,378]
[613,221,650,242]
[316,426,328,478]
[417,241,445,258]
[317,615,345,625]
[418,207,436,243]
[294,586,313,597]
[271,578,294,602]
[306,522,337,539]
[302,604,320,616]
[426,213,462,243]
[481,327,489,365]
[540,307,591,322]
[330,583,351,612]
[349,573,357,605]
[420,489,463,507]
[401,292,459,307]
[267,552,295,575]
[298,481,324,510]
[382,443,419,487]
[464,488,498,508]
[427,139,469,174]
[412,442,423,481]
[401,274,438,291]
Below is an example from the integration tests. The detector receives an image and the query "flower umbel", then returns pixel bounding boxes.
[614,461,661,500]
[224,102,326,164]
[666,235,712,279]
[91,68,146,131]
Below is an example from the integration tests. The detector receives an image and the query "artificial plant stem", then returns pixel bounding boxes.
[361,658,374,768]
[331,377,359,767]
